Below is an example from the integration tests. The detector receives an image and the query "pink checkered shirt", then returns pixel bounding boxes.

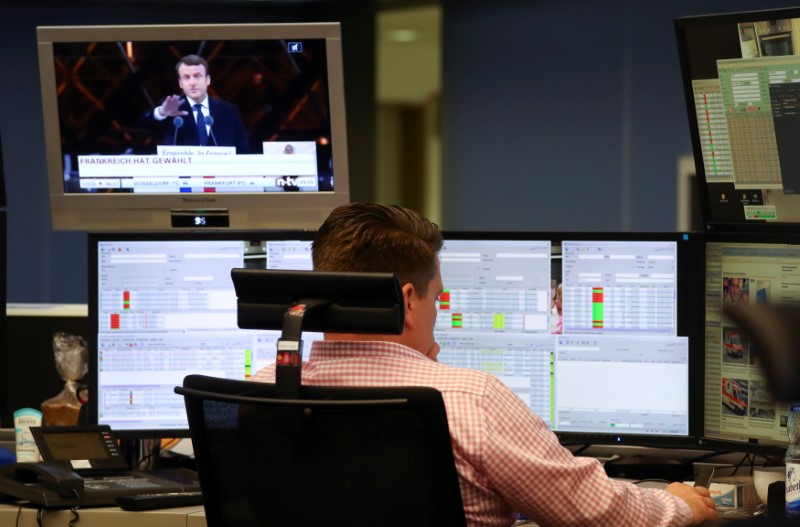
[252,340,693,527]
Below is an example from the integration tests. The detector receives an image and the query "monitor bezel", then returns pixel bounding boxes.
[87,229,317,439]
[675,6,800,233]
[440,231,705,449]
[37,23,350,232]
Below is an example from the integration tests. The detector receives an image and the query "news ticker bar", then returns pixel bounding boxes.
[77,152,318,177]
[79,176,318,192]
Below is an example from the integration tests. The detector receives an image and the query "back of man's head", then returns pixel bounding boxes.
[313,202,443,295]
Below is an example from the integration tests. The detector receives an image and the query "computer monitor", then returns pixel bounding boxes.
[435,232,703,447]
[37,23,349,231]
[88,231,316,438]
[675,7,800,230]
[700,231,800,454]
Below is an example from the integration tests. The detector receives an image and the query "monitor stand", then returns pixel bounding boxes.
[603,454,693,482]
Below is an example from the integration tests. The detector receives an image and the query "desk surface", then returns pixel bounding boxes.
[0,502,207,527]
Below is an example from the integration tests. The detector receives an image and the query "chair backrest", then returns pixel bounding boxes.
[176,374,467,527]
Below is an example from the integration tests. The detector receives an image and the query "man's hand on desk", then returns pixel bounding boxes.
[666,482,719,525]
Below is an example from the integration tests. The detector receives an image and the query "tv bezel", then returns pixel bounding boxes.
[37,23,350,232]
[439,231,705,449]
[675,6,800,233]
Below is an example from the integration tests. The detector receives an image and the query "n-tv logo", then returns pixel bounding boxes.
[288,42,303,53]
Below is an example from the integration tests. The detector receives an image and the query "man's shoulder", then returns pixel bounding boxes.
[209,97,238,112]
[432,361,512,398]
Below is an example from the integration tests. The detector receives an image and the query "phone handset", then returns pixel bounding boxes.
[0,462,84,506]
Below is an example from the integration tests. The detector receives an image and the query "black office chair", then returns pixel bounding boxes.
[175,270,467,527]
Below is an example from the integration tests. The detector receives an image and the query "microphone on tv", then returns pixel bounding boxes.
[172,116,184,146]
[204,115,218,146]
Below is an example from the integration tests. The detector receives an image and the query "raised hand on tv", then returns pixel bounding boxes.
[158,95,189,117]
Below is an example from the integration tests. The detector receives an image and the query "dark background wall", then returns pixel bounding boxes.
[441,0,800,231]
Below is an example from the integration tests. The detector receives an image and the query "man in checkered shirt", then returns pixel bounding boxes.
[253,202,718,527]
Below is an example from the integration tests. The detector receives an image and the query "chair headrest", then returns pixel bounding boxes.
[231,269,405,335]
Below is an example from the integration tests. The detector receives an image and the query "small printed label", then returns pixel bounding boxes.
[71,459,92,470]
[744,205,777,220]
[787,463,800,514]
[277,340,300,351]
[14,408,42,463]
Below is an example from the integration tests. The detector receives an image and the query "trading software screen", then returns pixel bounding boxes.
[676,7,800,227]
[92,232,695,442]
[435,234,692,442]
[90,233,316,434]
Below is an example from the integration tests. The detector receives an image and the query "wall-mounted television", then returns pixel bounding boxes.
[37,23,349,231]
[675,7,800,231]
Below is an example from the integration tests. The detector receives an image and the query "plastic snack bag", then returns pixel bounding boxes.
[41,332,88,426]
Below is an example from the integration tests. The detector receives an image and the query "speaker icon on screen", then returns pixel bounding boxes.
[288,42,303,53]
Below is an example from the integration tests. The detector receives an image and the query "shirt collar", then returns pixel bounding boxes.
[191,97,209,110]
[308,340,431,362]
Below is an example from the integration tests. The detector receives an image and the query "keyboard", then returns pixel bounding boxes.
[77,469,201,507]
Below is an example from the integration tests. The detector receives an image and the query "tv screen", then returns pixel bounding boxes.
[676,7,800,230]
[435,232,703,447]
[88,231,317,437]
[37,23,349,231]
[700,231,800,454]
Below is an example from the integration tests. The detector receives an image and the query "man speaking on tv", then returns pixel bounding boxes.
[145,54,250,153]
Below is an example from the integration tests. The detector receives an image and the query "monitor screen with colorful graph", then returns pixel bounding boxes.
[676,6,800,230]
[89,230,703,444]
[88,231,315,437]
[435,232,703,447]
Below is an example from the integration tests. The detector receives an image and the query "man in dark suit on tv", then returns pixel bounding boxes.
[145,54,250,153]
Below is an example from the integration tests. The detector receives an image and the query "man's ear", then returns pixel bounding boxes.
[402,282,416,329]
